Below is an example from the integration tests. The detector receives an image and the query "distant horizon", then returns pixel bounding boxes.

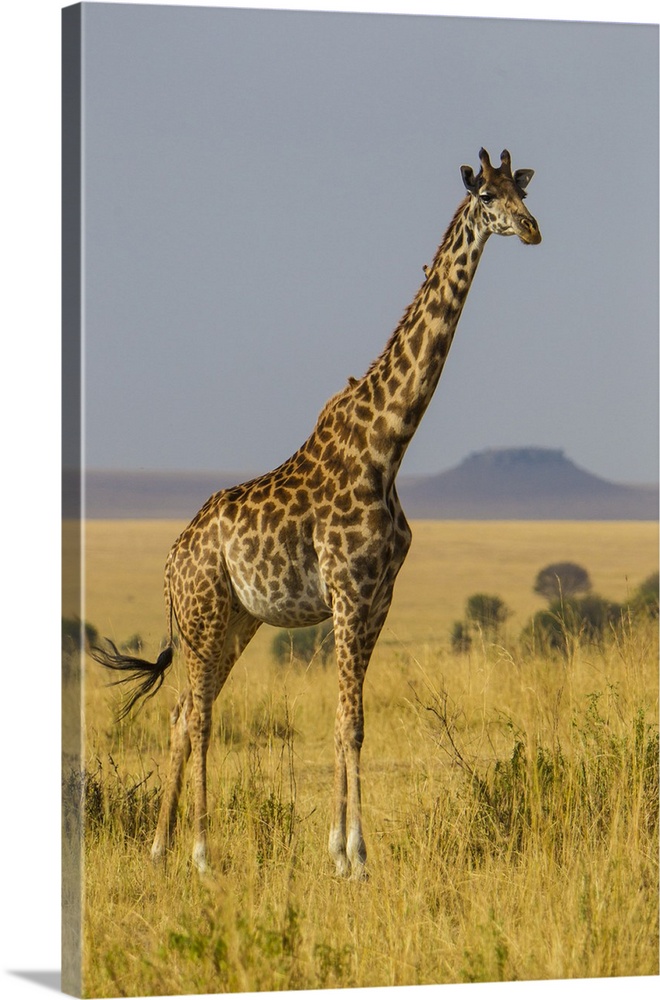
[80,444,659,488]
[73,445,658,521]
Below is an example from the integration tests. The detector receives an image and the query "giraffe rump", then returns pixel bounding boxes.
[90,640,174,721]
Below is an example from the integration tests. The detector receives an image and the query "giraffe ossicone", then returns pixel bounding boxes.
[91,148,541,879]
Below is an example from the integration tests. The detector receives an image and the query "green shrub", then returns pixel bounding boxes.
[413,683,658,867]
[523,594,624,654]
[630,572,659,619]
[271,622,335,667]
[465,593,511,637]
[63,755,162,843]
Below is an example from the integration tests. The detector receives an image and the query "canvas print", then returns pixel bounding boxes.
[62,2,659,997]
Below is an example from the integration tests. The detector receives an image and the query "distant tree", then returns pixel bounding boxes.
[62,617,99,684]
[62,616,98,653]
[123,634,143,654]
[271,622,335,667]
[465,593,511,637]
[533,562,592,603]
[450,620,472,653]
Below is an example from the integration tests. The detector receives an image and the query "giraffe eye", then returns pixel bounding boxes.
[480,192,494,205]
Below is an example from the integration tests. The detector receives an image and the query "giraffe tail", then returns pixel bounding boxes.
[89,546,178,720]
[89,640,174,721]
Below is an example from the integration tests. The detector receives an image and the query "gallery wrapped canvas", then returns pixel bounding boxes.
[62,3,658,997]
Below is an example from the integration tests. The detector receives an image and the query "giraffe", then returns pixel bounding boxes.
[92,148,541,879]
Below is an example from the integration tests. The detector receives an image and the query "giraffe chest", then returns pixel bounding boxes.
[223,522,332,629]
[209,469,412,629]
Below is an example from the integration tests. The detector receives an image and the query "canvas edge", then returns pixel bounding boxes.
[62,3,84,996]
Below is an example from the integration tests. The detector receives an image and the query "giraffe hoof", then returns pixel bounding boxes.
[350,864,369,883]
[332,858,351,879]
[192,842,211,874]
[150,842,168,866]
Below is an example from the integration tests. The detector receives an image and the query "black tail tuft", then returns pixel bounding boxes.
[89,639,174,720]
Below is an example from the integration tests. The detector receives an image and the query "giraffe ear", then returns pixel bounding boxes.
[461,165,478,194]
[514,168,534,190]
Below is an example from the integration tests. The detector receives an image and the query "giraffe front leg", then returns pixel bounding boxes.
[330,711,367,881]
[330,598,371,881]
[340,685,368,881]
[329,708,350,877]
[329,575,401,881]
[187,689,214,874]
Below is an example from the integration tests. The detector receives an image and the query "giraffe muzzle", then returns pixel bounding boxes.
[517,214,542,245]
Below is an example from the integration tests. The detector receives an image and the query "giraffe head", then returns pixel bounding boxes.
[460,147,541,245]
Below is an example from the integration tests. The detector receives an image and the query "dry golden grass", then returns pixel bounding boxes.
[74,518,658,662]
[66,519,658,997]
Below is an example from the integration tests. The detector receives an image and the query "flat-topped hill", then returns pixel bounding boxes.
[398,447,658,520]
[68,448,657,520]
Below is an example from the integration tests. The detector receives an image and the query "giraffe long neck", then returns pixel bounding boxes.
[359,195,488,477]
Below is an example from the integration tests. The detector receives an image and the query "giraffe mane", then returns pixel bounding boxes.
[364,195,470,378]
[316,380,356,421]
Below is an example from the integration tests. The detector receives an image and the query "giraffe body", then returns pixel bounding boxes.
[93,149,541,878]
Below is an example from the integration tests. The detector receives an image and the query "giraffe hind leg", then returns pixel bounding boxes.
[151,688,192,863]
[187,611,262,873]
[150,543,235,873]
[151,598,262,872]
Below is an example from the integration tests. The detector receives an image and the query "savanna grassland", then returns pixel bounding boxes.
[64,519,659,998]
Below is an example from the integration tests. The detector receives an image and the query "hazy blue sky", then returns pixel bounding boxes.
[78,2,658,484]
